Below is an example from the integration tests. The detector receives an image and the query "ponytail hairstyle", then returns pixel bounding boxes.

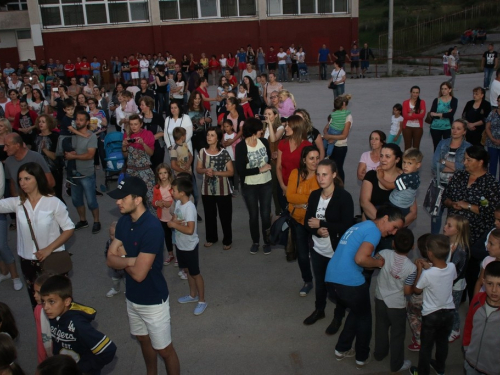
[333,93,352,111]
[447,214,470,256]
[317,159,344,187]
[0,334,25,375]
[410,86,421,113]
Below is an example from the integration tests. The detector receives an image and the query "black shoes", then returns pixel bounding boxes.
[74,221,89,231]
[303,310,325,325]
[325,318,342,335]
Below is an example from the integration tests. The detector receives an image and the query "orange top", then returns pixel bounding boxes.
[286,169,320,225]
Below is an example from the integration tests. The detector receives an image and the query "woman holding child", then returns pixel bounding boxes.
[122,114,156,215]
[196,127,234,250]
[360,143,418,238]
[0,162,74,309]
[430,119,470,234]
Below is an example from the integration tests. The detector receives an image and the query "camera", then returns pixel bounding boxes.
[52,87,58,92]
[127,138,136,143]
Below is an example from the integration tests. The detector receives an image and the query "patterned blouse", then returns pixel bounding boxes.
[443,170,500,244]
[485,109,500,149]
[199,148,232,196]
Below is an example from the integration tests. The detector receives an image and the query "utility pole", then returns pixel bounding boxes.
[387,0,394,76]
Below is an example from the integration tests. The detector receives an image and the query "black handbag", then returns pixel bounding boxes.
[22,204,72,274]
[328,82,337,90]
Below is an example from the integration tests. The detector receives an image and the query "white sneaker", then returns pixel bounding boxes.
[398,359,411,371]
[106,288,120,297]
[178,270,188,280]
[0,272,11,283]
[12,278,23,291]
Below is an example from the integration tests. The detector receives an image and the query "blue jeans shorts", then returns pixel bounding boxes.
[71,174,99,211]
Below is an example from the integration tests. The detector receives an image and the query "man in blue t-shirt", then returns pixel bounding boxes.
[107,177,180,375]
[325,206,404,370]
[236,47,248,81]
[317,44,332,80]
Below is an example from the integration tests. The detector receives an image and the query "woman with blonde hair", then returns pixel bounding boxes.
[278,89,296,118]
[294,108,325,160]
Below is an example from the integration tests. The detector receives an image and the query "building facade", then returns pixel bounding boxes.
[0,0,358,65]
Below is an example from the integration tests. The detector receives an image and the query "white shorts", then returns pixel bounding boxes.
[126,297,172,350]
[131,72,139,79]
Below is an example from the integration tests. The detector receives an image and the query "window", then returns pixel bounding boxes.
[267,0,348,15]
[159,0,256,20]
[6,0,27,10]
[39,0,149,28]
[16,30,31,39]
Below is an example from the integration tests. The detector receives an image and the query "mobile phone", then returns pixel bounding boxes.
[127,138,136,143]
[52,87,58,92]
[258,114,266,120]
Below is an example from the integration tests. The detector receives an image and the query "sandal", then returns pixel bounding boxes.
[204,242,217,247]
[223,244,232,250]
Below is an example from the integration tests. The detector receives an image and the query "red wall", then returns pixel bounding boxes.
[0,47,20,66]
[39,17,358,65]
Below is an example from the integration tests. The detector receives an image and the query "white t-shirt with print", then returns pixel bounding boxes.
[406,103,420,128]
[331,69,345,85]
[312,196,334,258]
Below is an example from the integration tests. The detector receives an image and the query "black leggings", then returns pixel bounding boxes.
[160,221,173,253]
[329,146,348,184]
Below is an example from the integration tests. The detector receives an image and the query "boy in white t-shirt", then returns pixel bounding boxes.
[387,103,403,145]
[374,228,416,373]
[409,234,456,375]
[168,177,207,316]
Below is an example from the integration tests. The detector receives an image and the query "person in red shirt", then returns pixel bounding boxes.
[64,59,75,85]
[208,55,220,86]
[195,77,219,112]
[224,69,237,87]
[129,54,139,86]
[75,57,83,81]
[267,46,278,73]
[80,56,91,82]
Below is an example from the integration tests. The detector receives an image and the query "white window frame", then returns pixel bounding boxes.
[160,0,256,21]
[39,0,150,29]
[5,0,27,10]
[267,0,348,16]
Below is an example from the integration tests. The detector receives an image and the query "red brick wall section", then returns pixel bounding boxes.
[36,17,358,65]
[0,47,20,66]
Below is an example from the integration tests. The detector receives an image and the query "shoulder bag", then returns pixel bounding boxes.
[22,204,72,274]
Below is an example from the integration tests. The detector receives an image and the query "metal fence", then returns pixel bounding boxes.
[378,2,500,55]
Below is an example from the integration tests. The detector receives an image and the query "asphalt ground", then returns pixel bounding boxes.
[4,71,486,374]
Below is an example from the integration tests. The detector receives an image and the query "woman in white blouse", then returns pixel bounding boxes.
[0,162,74,308]
[163,101,193,155]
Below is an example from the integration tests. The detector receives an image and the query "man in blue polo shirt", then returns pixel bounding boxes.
[107,177,180,375]
[317,44,332,80]
[325,206,404,370]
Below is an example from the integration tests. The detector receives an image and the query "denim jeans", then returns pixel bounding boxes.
[327,281,372,362]
[258,64,266,73]
[290,218,312,283]
[484,67,495,88]
[488,147,500,179]
[451,289,464,332]
[278,64,287,82]
[156,92,169,115]
[319,63,328,79]
[333,83,345,98]
[0,214,14,265]
[418,309,454,375]
[71,173,99,211]
[242,181,272,244]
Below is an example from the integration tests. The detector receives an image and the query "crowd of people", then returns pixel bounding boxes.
[1,44,500,375]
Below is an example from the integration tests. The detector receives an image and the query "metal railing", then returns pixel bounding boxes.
[378,2,500,55]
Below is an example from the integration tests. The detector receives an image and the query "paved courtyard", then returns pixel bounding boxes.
[5,71,485,374]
